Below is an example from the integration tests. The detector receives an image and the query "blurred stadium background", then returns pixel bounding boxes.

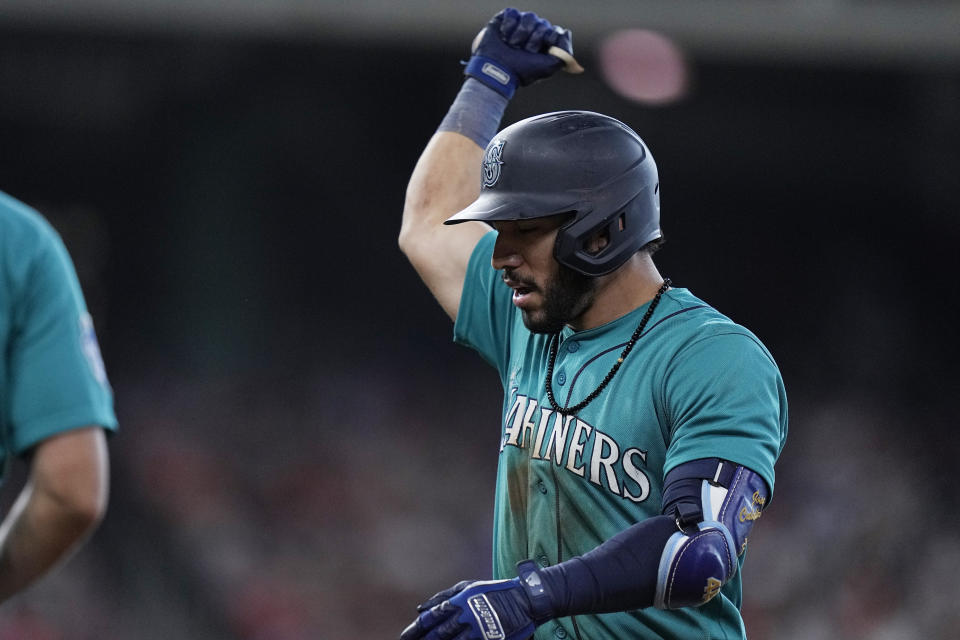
[0,1,958,638]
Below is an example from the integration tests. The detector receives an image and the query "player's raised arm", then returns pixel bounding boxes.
[400,130,488,321]
[399,8,579,321]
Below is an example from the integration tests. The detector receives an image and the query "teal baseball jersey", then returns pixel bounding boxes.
[454,231,787,640]
[0,191,117,476]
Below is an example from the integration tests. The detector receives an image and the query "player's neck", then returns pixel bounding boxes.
[570,254,665,331]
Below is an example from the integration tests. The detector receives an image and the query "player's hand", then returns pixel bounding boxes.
[464,7,577,99]
[400,578,537,640]
[401,561,559,640]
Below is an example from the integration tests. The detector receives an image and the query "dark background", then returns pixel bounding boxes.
[0,3,957,639]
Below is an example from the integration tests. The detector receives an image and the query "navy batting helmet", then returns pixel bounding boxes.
[445,110,661,276]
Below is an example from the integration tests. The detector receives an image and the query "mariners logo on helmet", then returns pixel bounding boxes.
[482,139,506,188]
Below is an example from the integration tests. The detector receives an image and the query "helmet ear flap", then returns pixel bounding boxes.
[555,182,661,276]
[555,211,636,276]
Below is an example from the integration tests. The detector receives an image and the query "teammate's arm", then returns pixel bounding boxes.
[0,427,109,604]
[0,196,117,604]
[399,8,576,321]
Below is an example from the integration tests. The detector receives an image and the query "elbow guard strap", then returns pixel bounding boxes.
[654,520,737,609]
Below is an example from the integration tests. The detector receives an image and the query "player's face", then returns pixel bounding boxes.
[491,215,597,333]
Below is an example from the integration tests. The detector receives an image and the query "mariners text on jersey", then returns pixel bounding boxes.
[502,393,652,504]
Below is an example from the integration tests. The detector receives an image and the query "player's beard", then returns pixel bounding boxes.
[519,264,597,334]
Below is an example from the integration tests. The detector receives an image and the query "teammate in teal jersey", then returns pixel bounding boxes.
[398,8,787,640]
[0,191,116,604]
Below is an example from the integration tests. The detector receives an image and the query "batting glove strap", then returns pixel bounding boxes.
[464,55,519,99]
[515,560,557,624]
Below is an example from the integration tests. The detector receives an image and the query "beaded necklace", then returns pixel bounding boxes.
[544,278,671,415]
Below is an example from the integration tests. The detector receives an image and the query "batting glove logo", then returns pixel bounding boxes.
[482,139,506,188]
[481,62,511,86]
[467,594,506,640]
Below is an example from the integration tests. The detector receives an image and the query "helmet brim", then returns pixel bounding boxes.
[444,190,581,225]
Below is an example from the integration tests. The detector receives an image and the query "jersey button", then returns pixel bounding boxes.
[538,555,549,567]
[566,341,579,353]
[537,480,547,494]
[554,627,568,639]
[557,370,567,385]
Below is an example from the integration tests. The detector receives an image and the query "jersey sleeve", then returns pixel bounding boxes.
[5,215,117,456]
[661,331,787,496]
[452,230,515,375]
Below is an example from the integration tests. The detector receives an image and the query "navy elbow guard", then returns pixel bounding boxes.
[654,459,769,609]
[654,520,736,609]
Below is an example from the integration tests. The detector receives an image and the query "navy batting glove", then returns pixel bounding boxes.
[401,562,555,640]
[416,580,474,612]
[464,8,574,99]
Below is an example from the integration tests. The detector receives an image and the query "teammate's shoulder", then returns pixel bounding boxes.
[1,191,56,234]
[0,191,63,252]
[0,191,72,295]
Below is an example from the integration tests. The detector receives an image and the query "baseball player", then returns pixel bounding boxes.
[0,191,116,603]
[398,8,787,640]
